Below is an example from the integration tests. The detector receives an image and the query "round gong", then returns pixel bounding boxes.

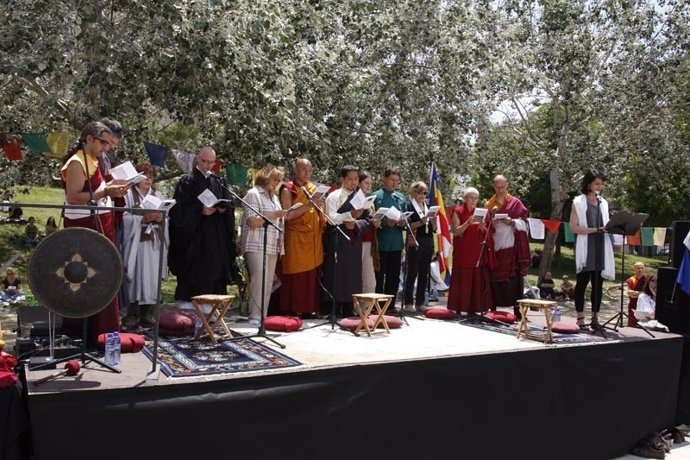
[28,227,123,318]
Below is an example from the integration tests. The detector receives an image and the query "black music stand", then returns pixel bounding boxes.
[600,211,653,337]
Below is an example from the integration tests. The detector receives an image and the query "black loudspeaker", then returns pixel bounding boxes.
[656,267,690,334]
[671,221,690,269]
[17,305,63,337]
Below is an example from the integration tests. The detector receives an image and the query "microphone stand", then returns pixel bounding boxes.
[301,191,357,335]
[222,184,286,349]
[399,211,422,324]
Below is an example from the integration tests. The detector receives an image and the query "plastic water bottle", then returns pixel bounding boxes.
[104,332,121,366]
[194,316,202,337]
[553,306,562,323]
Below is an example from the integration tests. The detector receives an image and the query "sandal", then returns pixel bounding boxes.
[590,318,601,330]
[576,318,587,329]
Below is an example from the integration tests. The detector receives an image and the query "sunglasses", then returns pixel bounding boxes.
[417,190,429,195]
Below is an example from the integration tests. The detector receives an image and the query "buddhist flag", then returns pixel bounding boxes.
[429,163,452,279]
[172,149,194,173]
[144,142,168,167]
[676,236,690,296]
[46,133,70,159]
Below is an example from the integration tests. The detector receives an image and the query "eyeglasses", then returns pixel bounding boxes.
[417,190,429,196]
[93,137,112,148]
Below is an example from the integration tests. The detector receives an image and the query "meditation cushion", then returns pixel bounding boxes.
[423,308,456,320]
[159,310,196,336]
[264,315,303,332]
[339,316,375,332]
[485,310,517,324]
[552,321,581,334]
[96,332,145,353]
[369,315,404,329]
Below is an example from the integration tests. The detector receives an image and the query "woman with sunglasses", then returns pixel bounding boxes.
[403,181,436,312]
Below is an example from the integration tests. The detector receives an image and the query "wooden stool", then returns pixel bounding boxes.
[352,293,394,337]
[191,294,235,344]
[515,298,557,344]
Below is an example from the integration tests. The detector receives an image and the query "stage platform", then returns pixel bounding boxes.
[20,311,685,460]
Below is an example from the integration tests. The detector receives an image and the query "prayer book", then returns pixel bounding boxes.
[493,213,509,221]
[472,207,488,223]
[349,190,377,211]
[110,161,146,186]
[197,189,232,208]
[426,206,440,219]
[311,184,331,200]
[141,195,176,211]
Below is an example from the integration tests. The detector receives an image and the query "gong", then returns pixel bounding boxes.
[28,228,123,318]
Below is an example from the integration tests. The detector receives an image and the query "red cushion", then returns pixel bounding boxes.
[552,321,581,334]
[423,308,456,320]
[159,310,196,334]
[264,316,303,332]
[369,315,404,329]
[0,371,18,389]
[485,310,517,324]
[339,316,375,332]
[96,333,145,353]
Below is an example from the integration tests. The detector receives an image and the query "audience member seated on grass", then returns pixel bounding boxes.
[0,267,24,306]
[560,275,575,300]
[24,216,40,247]
[634,275,657,322]
[538,271,559,299]
[44,216,58,237]
[8,204,23,221]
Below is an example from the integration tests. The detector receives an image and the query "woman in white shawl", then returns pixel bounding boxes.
[121,162,169,328]
[569,169,615,329]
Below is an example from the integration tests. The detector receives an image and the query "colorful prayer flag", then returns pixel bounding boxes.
[527,218,545,240]
[21,133,51,154]
[46,132,70,159]
[143,142,168,167]
[0,133,22,161]
[626,230,641,246]
[172,149,194,173]
[563,222,574,243]
[640,227,654,247]
[542,219,562,234]
[653,227,667,246]
[225,163,249,186]
[428,163,452,280]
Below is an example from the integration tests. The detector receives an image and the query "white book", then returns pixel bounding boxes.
[472,207,488,223]
[349,190,377,211]
[110,161,146,185]
[197,189,232,208]
[141,195,176,211]
[426,206,441,219]
[311,184,331,200]
[372,207,390,219]
[493,213,509,221]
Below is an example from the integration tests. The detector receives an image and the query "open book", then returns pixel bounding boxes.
[426,206,440,219]
[109,161,146,186]
[311,184,331,200]
[349,190,377,211]
[141,195,176,212]
[197,189,232,208]
[287,202,303,212]
[472,207,488,223]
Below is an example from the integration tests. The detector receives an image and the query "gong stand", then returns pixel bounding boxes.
[22,201,170,374]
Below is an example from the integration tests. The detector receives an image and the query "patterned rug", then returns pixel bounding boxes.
[143,335,302,377]
[461,319,613,344]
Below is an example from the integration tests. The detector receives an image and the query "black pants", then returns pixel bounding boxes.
[574,270,604,313]
[376,250,402,296]
[404,238,433,306]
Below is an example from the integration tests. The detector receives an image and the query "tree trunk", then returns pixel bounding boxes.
[538,167,566,276]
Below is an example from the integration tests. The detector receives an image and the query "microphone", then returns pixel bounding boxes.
[595,191,602,203]
[300,186,313,199]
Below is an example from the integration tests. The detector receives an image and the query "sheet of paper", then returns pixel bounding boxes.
[311,184,331,200]
[472,207,488,223]
[110,161,145,185]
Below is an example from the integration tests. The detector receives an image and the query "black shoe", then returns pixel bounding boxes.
[590,318,601,330]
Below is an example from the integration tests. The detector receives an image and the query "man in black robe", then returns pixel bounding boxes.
[168,146,236,306]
